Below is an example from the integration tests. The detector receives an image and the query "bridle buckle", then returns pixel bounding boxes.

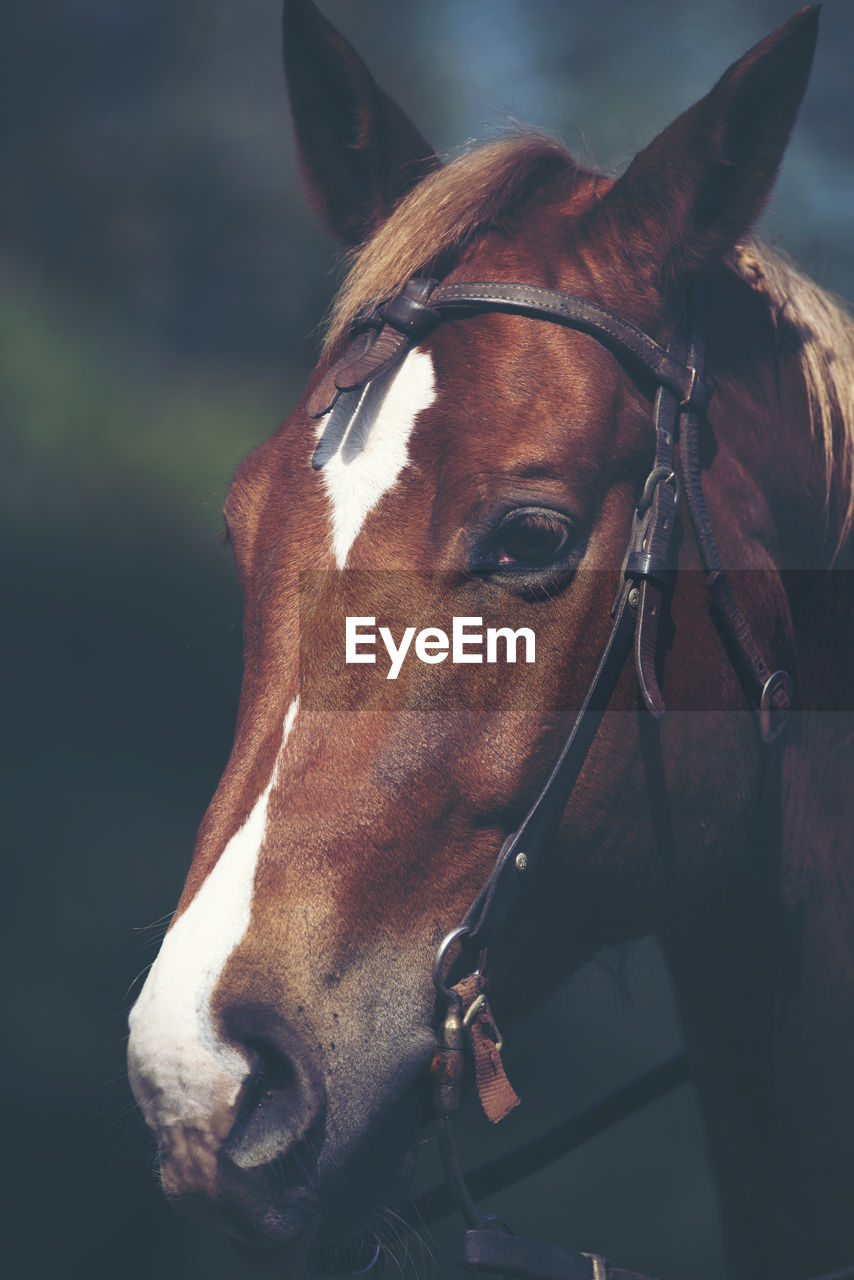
[679,365,699,408]
[758,669,793,744]
[637,465,677,517]
[679,363,714,412]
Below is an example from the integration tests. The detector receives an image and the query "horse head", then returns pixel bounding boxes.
[129,5,854,1275]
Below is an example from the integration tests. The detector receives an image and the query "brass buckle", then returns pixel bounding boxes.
[679,365,698,407]
[462,992,503,1054]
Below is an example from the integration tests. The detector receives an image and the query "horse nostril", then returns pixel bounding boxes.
[245,1035,298,1099]
[223,1025,325,1172]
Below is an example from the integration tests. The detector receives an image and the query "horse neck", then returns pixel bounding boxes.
[772,571,854,1271]
[661,741,854,1278]
[660,283,854,1279]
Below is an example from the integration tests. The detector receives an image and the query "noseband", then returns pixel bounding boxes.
[310,274,796,1279]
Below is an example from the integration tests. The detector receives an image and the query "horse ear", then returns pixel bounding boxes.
[598,6,819,292]
[282,0,440,246]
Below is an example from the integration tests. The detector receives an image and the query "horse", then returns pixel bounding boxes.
[127,3,854,1278]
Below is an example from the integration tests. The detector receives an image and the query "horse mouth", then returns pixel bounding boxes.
[164,1154,323,1272]
[225,1208,391,1277]
[182,1140,419,1276]
[230,1230,384,1278]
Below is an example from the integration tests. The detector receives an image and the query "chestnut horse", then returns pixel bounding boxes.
[128,4,854,1278]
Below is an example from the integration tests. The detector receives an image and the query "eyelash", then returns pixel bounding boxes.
[474,507,577,573]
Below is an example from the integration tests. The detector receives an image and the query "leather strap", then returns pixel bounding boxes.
[629,378,680,718]
[459,1221,854,1280]
[308,276,711,433]
[453,972,521,1124]
[429,281,713,411]
[460,1231,656,1280]
[674,285,792,743]
[307,327,378,420]
[307,277,439,424]
[626,292,687,718]
[462,581,639,951]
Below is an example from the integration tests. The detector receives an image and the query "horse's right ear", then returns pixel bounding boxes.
[595,6,819,294]
[282,0,440,247]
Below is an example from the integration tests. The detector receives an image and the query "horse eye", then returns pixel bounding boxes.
[495,510,571,567]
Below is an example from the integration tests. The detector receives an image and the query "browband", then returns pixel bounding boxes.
[307,276,712,450]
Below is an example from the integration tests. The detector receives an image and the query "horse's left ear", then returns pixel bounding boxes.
[282,0,440,246]
[598,6,819,291]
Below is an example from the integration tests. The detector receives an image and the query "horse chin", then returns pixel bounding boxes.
[306,1148,419,1276]
[215,1145,418,1276]
[229,1231,317,1276]
[172,1180,321,1274]
[228,1221,384,1278]
[224,1199,397,1278]
[230,1233,382,1278]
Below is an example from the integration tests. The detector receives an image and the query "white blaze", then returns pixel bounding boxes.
[128,699,300,1137]
[316,349,436,568]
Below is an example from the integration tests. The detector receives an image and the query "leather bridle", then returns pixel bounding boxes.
[309,273,799,1279]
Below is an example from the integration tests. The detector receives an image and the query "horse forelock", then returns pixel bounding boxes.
[323,133,582,353]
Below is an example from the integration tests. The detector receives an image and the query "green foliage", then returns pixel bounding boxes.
[0,258,303,555]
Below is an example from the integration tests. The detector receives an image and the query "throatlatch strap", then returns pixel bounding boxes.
[674,284,792,742]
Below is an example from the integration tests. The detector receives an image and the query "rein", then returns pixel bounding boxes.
[310,275,799,1278]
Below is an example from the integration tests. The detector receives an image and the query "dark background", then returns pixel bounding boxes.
[3,2,851,1277]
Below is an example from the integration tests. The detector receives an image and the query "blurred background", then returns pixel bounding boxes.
[2,2,851,1277]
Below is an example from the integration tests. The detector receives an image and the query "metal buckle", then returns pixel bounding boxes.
[679,365,698,408]
[483,1213,514,1235]
[637,465,677,516]
[482,1212,515,1280]
[432,926,484,1008]
[758,669,793,744]
[462,992,503,1053]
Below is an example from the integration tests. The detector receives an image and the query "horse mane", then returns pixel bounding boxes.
[323,132,854,551]
[730,242,854,550]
